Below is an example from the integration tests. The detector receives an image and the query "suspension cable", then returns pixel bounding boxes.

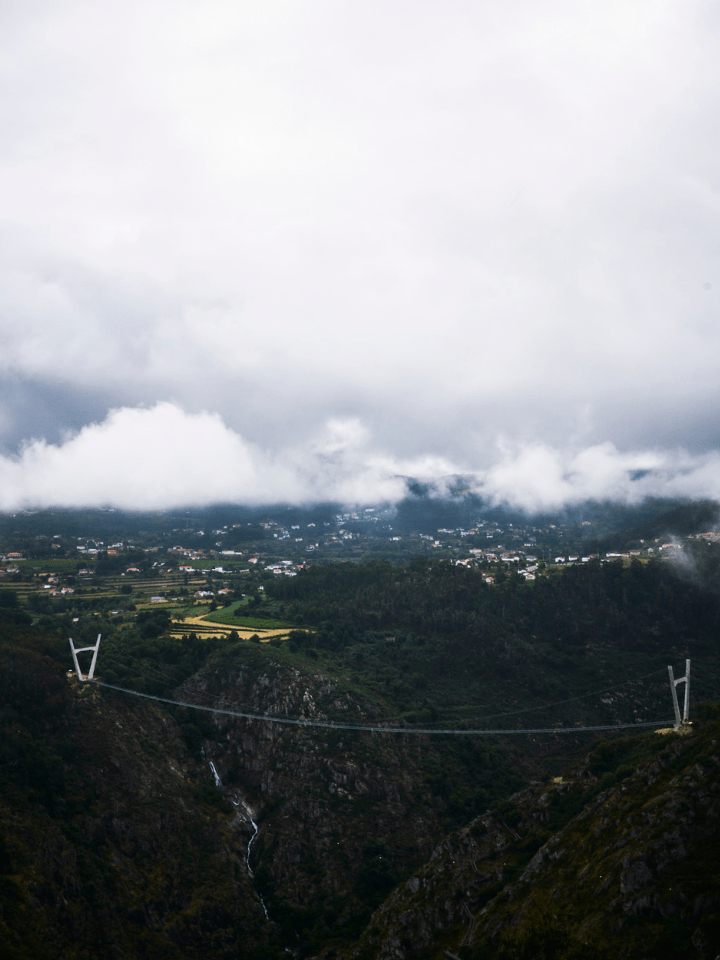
[445,667,668,725]
[89,679,670,736]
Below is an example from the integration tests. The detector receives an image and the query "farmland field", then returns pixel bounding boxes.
[168,612,296,641]
[14,558,80,573]
[204,604,295,630]
[227,615,296,629]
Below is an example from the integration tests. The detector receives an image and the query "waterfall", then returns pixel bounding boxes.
[232,795,269,920]
[209,762,268,920]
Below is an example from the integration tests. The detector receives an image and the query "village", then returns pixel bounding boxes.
[0,501,707,619]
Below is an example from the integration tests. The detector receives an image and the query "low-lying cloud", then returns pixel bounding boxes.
[2,402,720,514]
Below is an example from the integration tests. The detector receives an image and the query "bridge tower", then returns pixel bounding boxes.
[69,634,101,681]
[668,659,691,729]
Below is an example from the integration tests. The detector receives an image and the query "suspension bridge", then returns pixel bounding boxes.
[69,634,695,736]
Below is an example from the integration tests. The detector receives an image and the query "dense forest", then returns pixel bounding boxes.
[262,555,720,728]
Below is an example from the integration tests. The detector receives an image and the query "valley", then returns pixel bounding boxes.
[2,498,720,958]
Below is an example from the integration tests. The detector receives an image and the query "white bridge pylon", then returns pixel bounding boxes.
[69,634,101,681]
[668,659,691,729]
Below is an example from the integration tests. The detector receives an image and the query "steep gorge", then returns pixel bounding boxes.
[177,651,496,954]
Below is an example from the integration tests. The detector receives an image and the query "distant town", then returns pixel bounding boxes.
[1,499,714,628]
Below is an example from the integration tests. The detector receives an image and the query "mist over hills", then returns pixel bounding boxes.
[4,404,720,516]
[2,493,717,558]
[0,492,704,537]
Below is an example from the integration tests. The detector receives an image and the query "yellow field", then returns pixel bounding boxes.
[169,615,294,642]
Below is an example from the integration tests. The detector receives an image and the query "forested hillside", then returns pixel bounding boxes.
[264,556,720,730]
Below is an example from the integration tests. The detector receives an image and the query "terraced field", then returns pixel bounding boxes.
[203,602,295,630]
[168,613,296,641]
[3,561,299,642]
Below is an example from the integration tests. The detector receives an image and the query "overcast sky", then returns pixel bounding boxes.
[1,0,719,512]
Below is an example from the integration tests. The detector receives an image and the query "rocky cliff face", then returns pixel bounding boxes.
[344,721,720,960]
[178,651,464,955]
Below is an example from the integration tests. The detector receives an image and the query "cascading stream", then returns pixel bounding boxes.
[208,762,269,920]
[232,795,269,919]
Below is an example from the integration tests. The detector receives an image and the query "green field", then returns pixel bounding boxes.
[204,604,296,630]
[229,616,296,629]
[177,559,251,571]
[168,604,212,618]
[13,559,80,573]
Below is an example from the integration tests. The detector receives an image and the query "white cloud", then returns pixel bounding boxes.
[0,403,411,510]
[475,442,660,512]
[2,402,720,513]
[0,403,261,511]
[473,443,720,513]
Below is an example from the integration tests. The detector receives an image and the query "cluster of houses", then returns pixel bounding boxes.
[0,551,23,577]
[43,577,74,596]
[266,560,300,576]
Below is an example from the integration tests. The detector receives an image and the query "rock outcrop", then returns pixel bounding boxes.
[178,652,460,949]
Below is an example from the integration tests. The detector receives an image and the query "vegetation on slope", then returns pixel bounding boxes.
[349,715,720,960]
[263,556,720,731]
[0,619,273,960]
